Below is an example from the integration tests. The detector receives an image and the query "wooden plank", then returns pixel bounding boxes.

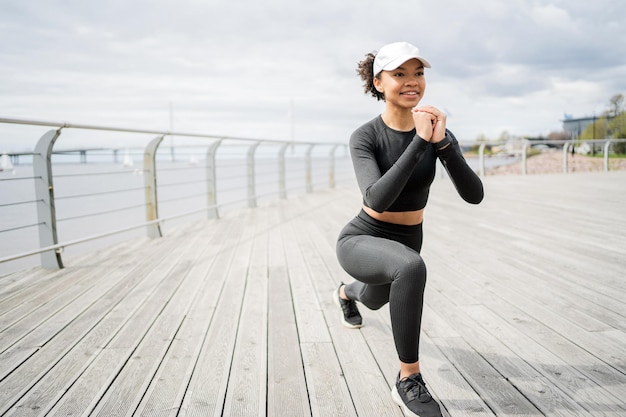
[422,177,626,415]
[281,217,332,345]
[426,288,584,416]
[177,209,256,417]
[301,341,358,417]
[32,230,209,417]
[281,216,359,417]
[0,236,146,300]
[0,262,130,355]
[266,206,311,417]
[0,233,195,415]
[91,222,237,416]
[132,217,246,416]
[0,267,63,304]
[418,335,496,417]
[0,241,138,336]
[222,207,269,417]
[483,297,626,404]
[424,175,626,359]
[426,238,626,375]
[423,256,626,405]
[424,290,544,416]
[463,304,625,416]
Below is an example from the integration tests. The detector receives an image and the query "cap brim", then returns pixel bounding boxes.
[381,55,432,71]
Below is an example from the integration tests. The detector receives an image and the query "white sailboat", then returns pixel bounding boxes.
[0,153,14,172]
[122,149,134,168]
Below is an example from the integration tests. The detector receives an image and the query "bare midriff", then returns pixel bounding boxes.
[362,205,424,226]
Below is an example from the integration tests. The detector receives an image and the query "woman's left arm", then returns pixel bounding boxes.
[434,130,484,204]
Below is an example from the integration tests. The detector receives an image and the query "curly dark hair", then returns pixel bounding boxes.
[356,52,385,101]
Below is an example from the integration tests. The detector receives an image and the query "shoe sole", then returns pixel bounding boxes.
[392,385,442,417]
[333,288,363,329]
[391,386,420,417]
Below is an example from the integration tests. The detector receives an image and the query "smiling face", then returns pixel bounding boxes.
[373,58,426,110]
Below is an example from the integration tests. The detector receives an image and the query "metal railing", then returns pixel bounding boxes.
[2,117,624,274]
[0,117,353,272]
[476,139,626,176]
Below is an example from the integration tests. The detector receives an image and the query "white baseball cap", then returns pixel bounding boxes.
[373,42,432,75]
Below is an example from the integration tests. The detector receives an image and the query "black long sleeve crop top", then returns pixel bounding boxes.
[349,115,484,213]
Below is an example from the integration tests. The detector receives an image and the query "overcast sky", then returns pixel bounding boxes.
[1,0,625,149]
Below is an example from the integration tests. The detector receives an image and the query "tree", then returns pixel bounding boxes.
[579,116,609,140]
[609,94,624,117]
[497,130,510,143]
[472,134,492,154]
[608,112,626,154]
[475,134,489,143]
[547,131,569,141]
[579,93,624,138]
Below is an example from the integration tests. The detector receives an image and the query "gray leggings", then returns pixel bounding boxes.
[336,209,426,363]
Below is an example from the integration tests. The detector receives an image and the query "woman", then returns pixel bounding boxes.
[334,41,484,417]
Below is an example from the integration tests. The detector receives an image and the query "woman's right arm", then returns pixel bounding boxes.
[350,130,430,213]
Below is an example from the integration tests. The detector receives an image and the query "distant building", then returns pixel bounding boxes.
[562,114,614,139]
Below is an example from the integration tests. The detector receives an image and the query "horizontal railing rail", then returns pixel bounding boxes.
[0,117,353,273]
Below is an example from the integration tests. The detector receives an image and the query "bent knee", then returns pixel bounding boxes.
[396,255,426,279]
[358,292,390,310]
[363,300,387,310]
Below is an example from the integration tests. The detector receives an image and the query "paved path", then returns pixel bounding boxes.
[0,172,625,416]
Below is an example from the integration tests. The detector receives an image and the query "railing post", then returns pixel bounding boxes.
[329,144,339,188]
[278,143,289,199]
[604,140,611,172]
[478,143,486,177]
[247,142,261,208]
[521,141,529,175]
[144,135,164,238]
[33,129,64,269]
[563,142,570,174]
[305,144,315,193]
[206,139,222,218]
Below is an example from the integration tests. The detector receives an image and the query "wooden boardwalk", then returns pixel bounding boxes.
[0,171,625,417]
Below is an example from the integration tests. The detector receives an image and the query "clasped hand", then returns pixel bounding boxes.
[412,106,446,143]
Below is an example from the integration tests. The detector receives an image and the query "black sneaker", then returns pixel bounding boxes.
[391,372,442,417]
[333,283,363,328]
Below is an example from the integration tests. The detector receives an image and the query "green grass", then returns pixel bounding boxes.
[587,153,626,159]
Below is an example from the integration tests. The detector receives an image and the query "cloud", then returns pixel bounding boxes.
[1,0,625,147]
